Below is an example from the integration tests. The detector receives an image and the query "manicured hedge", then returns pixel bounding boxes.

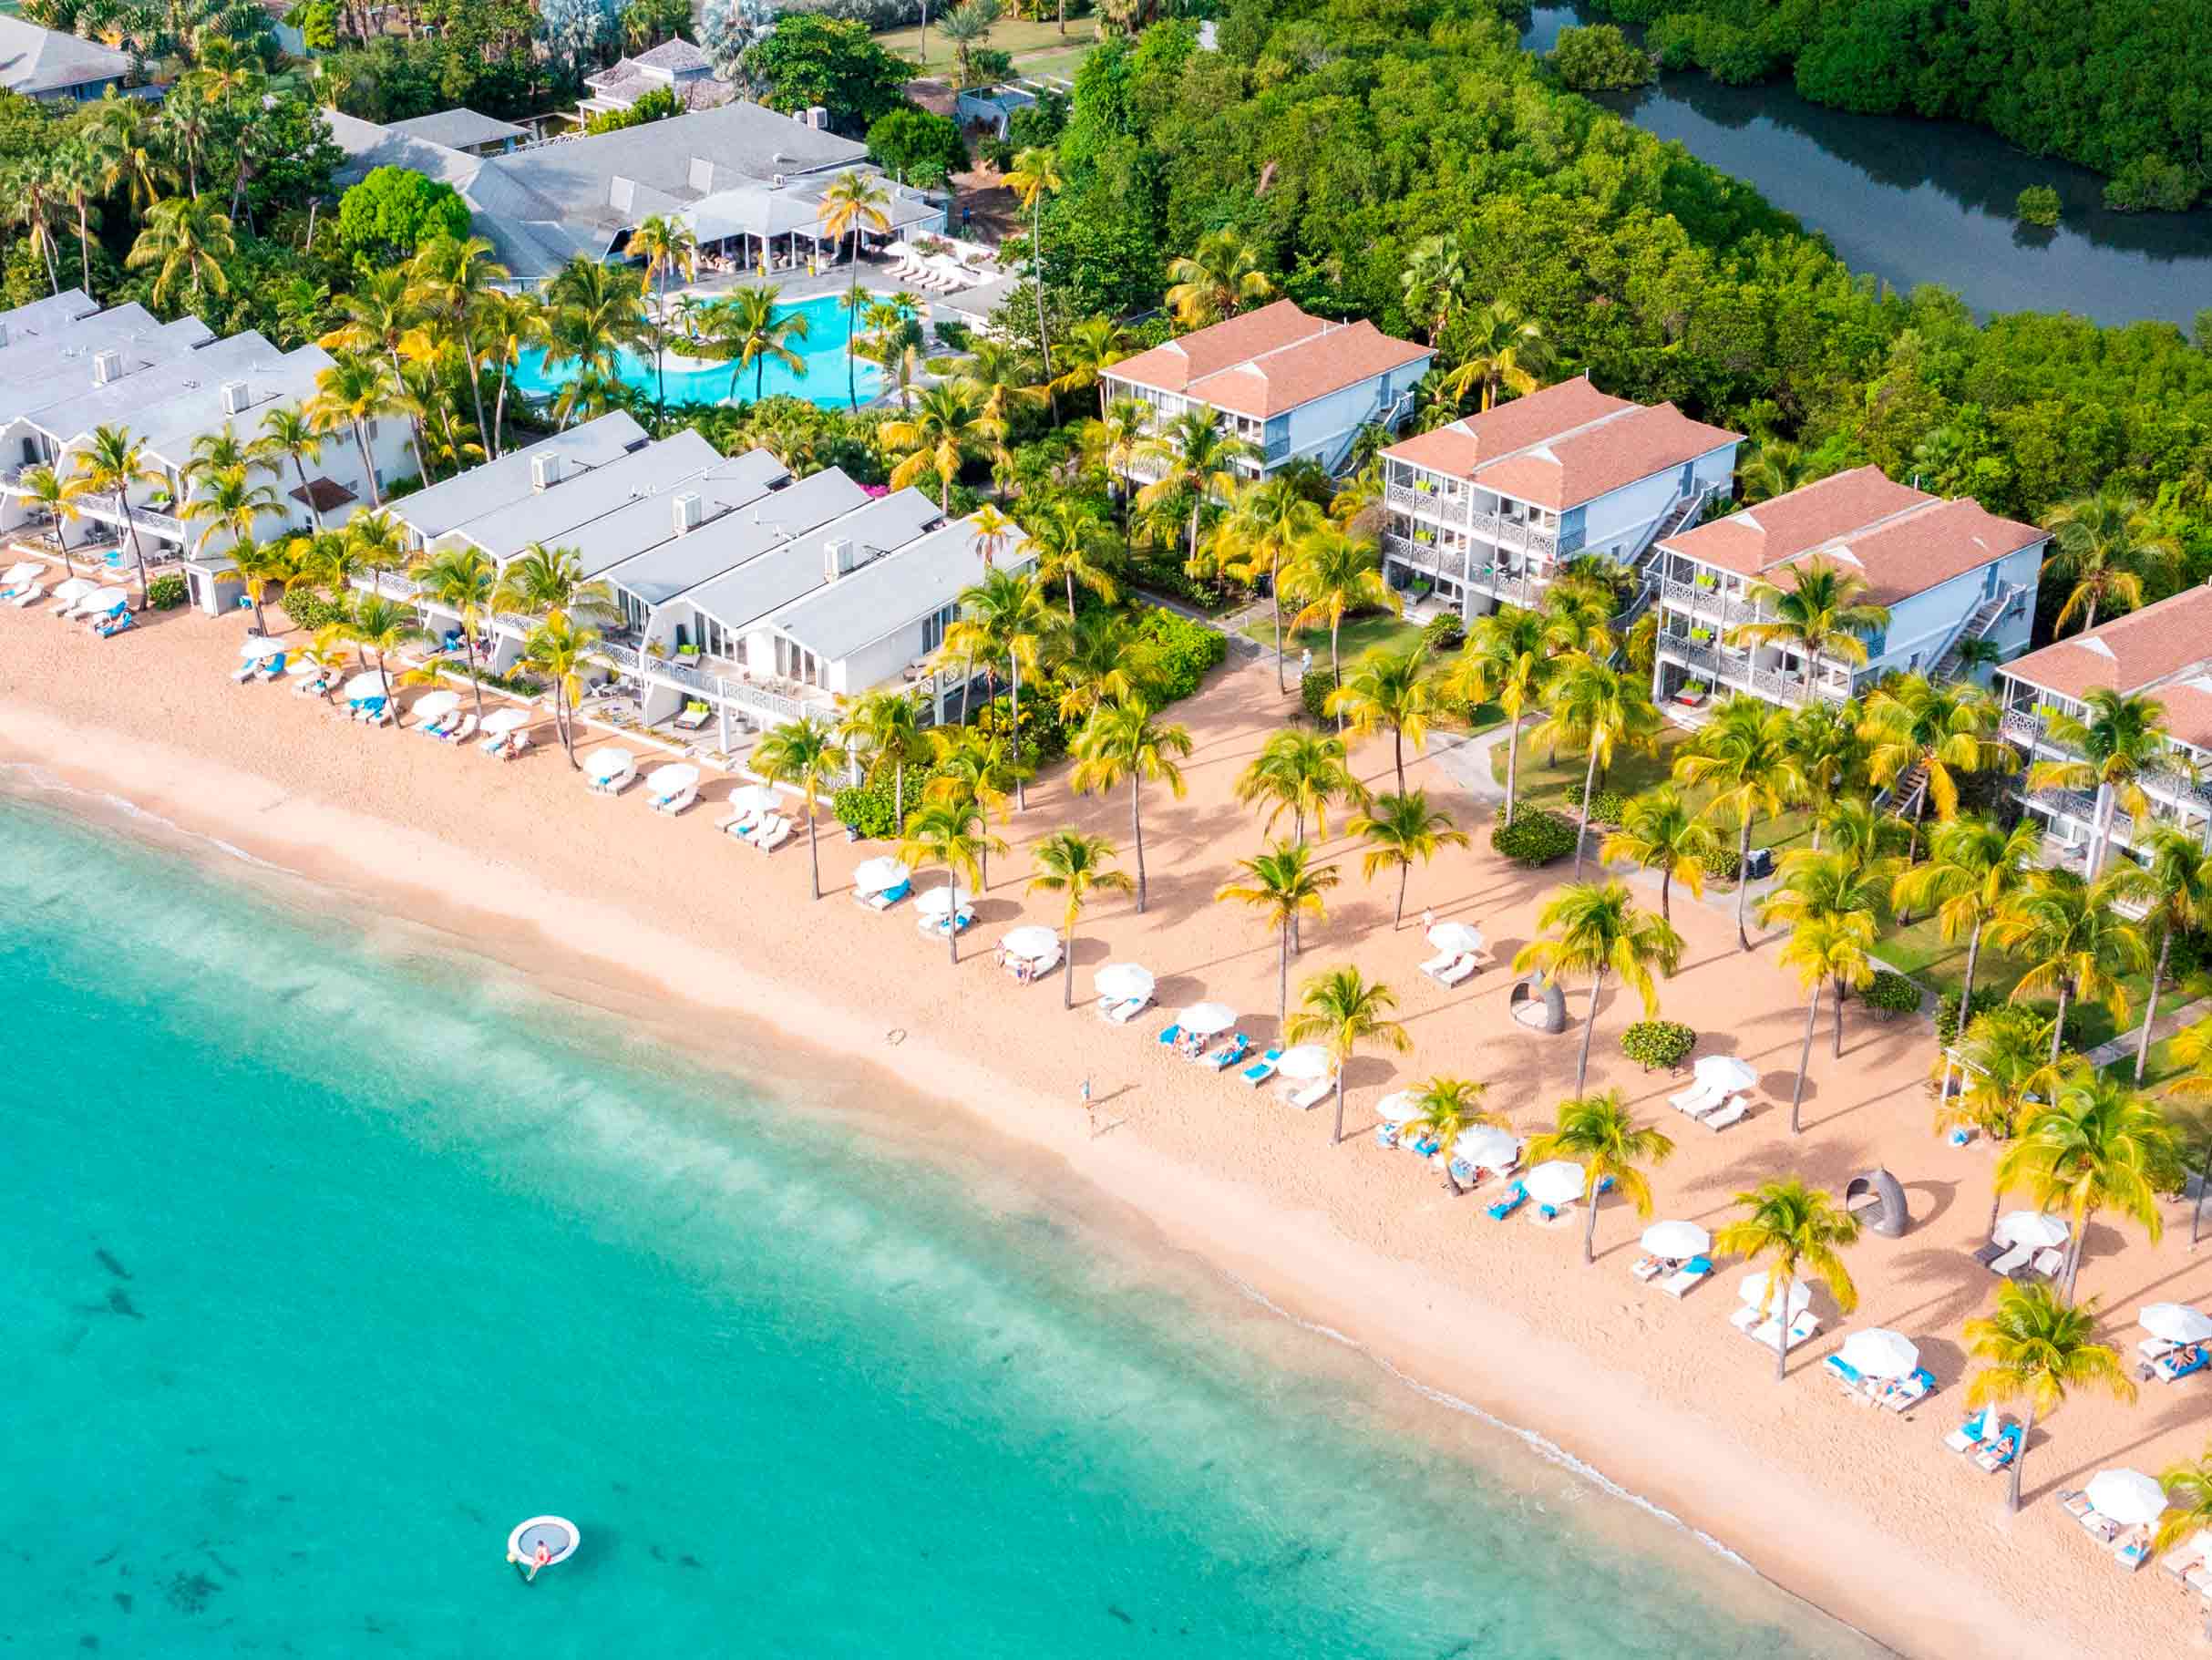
[1700,846,1742,882]
[1564,781,1629,825]
[1621,1019,1696,1070]
[145,573,187,610]
[1861,970,1923,1015]
[1131,605,1228,704]
[1491,808,1579,867]
[1300,665,1334,723]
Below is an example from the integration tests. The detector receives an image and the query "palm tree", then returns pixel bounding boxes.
[1762,850,1891,1064]
[217,536,296,637]
[1052,314,1136,418]
[1349,791,1468,926]
[1234,727,1368,846]
[1286,966,1408,1145]
[1049,610,1154,722]
[478,290,546,454]
[2129,826,2212,1081]
[1398,231,1468,345]
[1216,475,1319,694]
[1085,396,1151,530]
[252,406,326,531]
[835,688,927,828]
[492,542,617,627]
[1408,1075,1500,1195]
[944,564,1055,809]
[1216,840,1339,1026]
[15,462,78,573]
[1948,1009,2063,1231]
[1526,1090,1675,1264]
[1600,788,1714,923]
[1444,606,1550,820]
[180,463,283,557]
[1991,867,2152,1063]
[1438,301,1545,410]
[1028,830,1135,1009]
[898,797,999,965]
[1532,654,1663,881]
[2041,488,2172,634]
[309,352,402,508]
[2164,1025,2212,1249]
[922,729,1028,887]
[884,380,988,512]
[409,545,497,724]
[407,233,509,459]
[1783,698,1868,846]
[1673,696,1806,950]
[1513,880,1684,1096]
[1070,699,1192,913]
[1776,912,1877,1133]
[753,717,840,901]
[1136,411,1257,561]
[1163,230,1273,329]
[52,134,102,299]
[1962,1283,2135,1511]
[1281,521,1397,713]
[1996,1072,2174,1299]
[2023,687,2170,879]
[1715,1180,1860,1382]
[624,214,695,423]
[336,592,424,717]
[1739,438,1818,504]
[711,284,810,402]
[1731,558,1891,697]
[126,195,235,308]
[2154,1444,2212,1614]
[519,611,596,767]
[1326,643,1438,793]
[1891,815,2040,1020]
[63,425,159,608]
[1022,494,1116,619]
[1858,672,2005,857]
[1003,146,1063,382]
[816,170,890,409]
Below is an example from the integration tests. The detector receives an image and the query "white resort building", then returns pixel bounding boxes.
[1102,301,1434,482]
[1378,376,1741,621]
[1651,466,2045,714]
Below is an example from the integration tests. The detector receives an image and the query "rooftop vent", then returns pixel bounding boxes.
[687,156,715,194]
[220,380,252,417]
[804,106,829,130]
[673,491,704,535]
[92,348,124,387]
[609,176,636,213]
[822,537,857,582]
[530,453,563,491]
[0,322,10,349]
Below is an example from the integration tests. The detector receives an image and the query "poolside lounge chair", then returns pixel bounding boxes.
[1984,1242,2034,1277]
[1823,1355,1862,1388]
[231,656,262,684]
[1945,1409,2001,1453]
[2030,1246,2066,1279]
[1202,1034,1250,1071]
[2155,1345,2209,1384]
[1240,1048,1283,1087]
[857,878,912,912]
[6,581,43,607]
[1669,1081,1723,1116]
[651,778,699,816]
[1872,1367,1936,1412]
[751,814,791,851]
[1278,1073,1334,1111]
[1487,1182,1528,1222]
[1702,1097,1750,1131]
[720,809,760,840]
[1096,993,1149,1024]
[256,655,288,682]
[93,610,133,638]
[1658,1255,1713,1297]
[1751,1311,1821,1353]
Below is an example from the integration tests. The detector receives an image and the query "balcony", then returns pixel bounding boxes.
[592,638,818,726]
[1655,635,1848,707]
[1387,482,1468,521]
[0,472,187,544]
[1659,577,1757,627]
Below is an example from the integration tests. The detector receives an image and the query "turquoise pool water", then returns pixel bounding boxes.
[1,786,1889,1657]
[513,291,885,409]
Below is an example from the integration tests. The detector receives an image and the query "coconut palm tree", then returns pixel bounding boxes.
[1438,301,1545,411]
[1048,610,1154,722]
[1326,642,1438,793]
[1021,493,1116,619]
[1599,788,1714,924]
[1070,699,1191,913]
[2023,687,2170,879]
[15,463,79,573]
[1398,231,1468,345]
[883,379,988,512]
[1135,411,1257,561]
[1996,1072,2174,1300]
[2164,1023,2212,1249]
[1409,1075,1500,1195]
[62,424,159,608]
[308,352,403,507]
[1991,867,2152,1063]
[492,541,616,625]
[519,610,596,766]
[1891,815,2041,1020]
[2128,826,2212,1081]
[1443,606,1550,820]
[1028,830,1135,1009]
[1526,1090,1675,1264]
[408,545,497,724]
[1281,521,1397,714]
[1783,698,1868,846]
[1962,1283,2135,1511]
[1731,558,1891,697]
[1216,840,1339,1026]
[1348,790,1468,926]
[1513,880,1684,1096]
[1532,653,1663,881]
[1234,727,1368,846]
[1715,1180,1860,1382]
[218,536,296,637]
[1762,849,1892,1065]
[478,290,546,454]
[1673,696,1806,950]
[336,591,425,718]
[2154,1444,2212,1618]
[1163,230,1273,329]
[922,729,1028,888]
[1286,965,1409,1145]
[126,194,235,308]
[835,687,928,828]
[898,797,999,965]
[1947,1010,2063,1232]
[624,214,695,424]
[1858,672,2005,857]
[1775,912,1876,1132]
[815,170,890,408]
[944,564,1055,809]
[1215,475,1320,694]
[754,717,840,901]
[2040,488,2173,634]
[52,133,102,299]
[252,406,327,531]
[180,463,283,557]
[407,232,509,459]
[1051,314,1136,418]
[1002,145,1063,381]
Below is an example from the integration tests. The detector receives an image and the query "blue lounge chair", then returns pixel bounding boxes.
[1974,1423,2023,1473]
[1823,1355,1863,1386]
[1447,1157,1477,1187]
[1487,1182,1527,1221]
[1373,1123,1399,1149]
[1240,1048,1282,1086]
[1203,1034,1250,1071]
[1156,1023,1181,1047]
[1409,1135,1441,1157]
[2156,1345,2209,1383]
[1945,1407,1995,1453]
[96,611,134,638]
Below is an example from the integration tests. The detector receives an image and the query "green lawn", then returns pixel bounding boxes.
[1487,727,1820,859]
[1245,611,1426,665]
[876,16,1100,73]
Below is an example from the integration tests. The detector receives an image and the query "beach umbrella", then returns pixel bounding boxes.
[238,635,281,659]
[411,689,462,721]
[645,762,699,793]
[1425,921,1484,954]
[51,576,96,603]
[916,883,974,919]
[2140,1304,2212,1345]
[1640,1220,1711,1260]
[85,585,127,611]
[727,783,780,816]
[1373,1089,1424,1125]
[1737,1269,1813,1316]
[1003,925,1060,963]
[1993,1211,2069,1249]
[3,561,41,585]
[853,856,910,897]
[584,748,633,782]
[1274,1044,1333,1081]
[1454,1126,1519,1170]
[343,670,389,702]
[1178,1002,1237,1037]
[2083,1469,2166,1526]
[1839,1328,1919,1380]
[1093,963,1154,1004]
[1693,1054,1758,1092]
[1523,1160,1586,1207]
[480,706,530,735]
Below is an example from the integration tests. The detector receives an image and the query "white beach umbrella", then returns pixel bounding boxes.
[1693,1053,1759,1092]
[916,882,975,919]
[52,576,96,603]
[238,634,281,658]
[343,670,390,702]
[853,856,910,896]
[1425,921,1485,954]
[1274,1044,1333,1081]
[1178,1002,1238,1037]
[727,783,780,816]
[1993,1210,2069,1249]
[1373,1089,1424,1125]
[411,689,462,721]
[1737,1269,1813,1316]
[2083,1469,2166,1526]
[479,706,531,735]
[645,762,700,794]
[1454,1126,1520,1170]
[2140,1304,2212,1345]
[84,585,127,610]
[1003,925,1061,963]
[1839,1327,1920,1380]
[1093,963,1154,1004]
[284,655,319,676]
[584,748,634,782]
[1523,1160,1587,1207]
[1640,1220,1712,1260]
[3,560,42,585]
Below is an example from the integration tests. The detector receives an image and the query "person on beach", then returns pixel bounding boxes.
[1080,1077,1094,1135]
[1420,907,1435,935]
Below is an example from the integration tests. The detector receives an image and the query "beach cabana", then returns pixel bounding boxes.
[1843,1169,1910,1238]
[1508,972,1568,1033]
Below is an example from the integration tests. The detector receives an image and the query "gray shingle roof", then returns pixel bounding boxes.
[632,38,712,73]
[677,479,933,630]
[0,304,206,426]
[773,513,1031,661]
[0,17,131,95]
[394,414,648,540]
[453,431,724,564]
[383,108,530,151]
[26,332,284,448]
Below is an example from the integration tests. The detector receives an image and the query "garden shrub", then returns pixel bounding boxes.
[834,764,939,840]
[278,587,347,629]
[1420,611,1465,652]
[144,573,188,610]
[1563,781,1629,825]
[1491,809,1579,867]
[1131,605,1228,704]
[1620,1020,1696,1071]
[1700,845,1742,882]
[1935,985,2004,1047]
[1861,970,1924,1016]
[1300,666,1334,723]
[978,686,1069,766]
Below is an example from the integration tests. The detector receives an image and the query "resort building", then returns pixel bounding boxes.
[1379,376,1741,621]
[1994,583,2212,861]
[1651,466,2044,715]
[328,101,943,287]
[380,108,533,159]
[0,16,135,102]
[1102,301,1434,482]
[576,39,736,123]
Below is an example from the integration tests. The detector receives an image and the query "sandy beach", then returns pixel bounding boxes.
[6,596,2210,1660]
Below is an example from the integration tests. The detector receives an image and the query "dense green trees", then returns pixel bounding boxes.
[741,15,914,133]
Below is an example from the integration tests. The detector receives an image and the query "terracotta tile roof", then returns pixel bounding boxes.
[1380,376,1738,509]
[1195,321,1432,418]
[1106,301,1333,395]
[2152,677,2212,752]
[1663,466,2044,603]
[2000,583,2212,701]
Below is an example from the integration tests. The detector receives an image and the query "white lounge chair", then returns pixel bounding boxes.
[2030,1246,2066,1279]
[499,730,530,761]
[442,714,478,746]
[1658,1259,1712,1297]
[1669,1081,1723,1116]
[255,656,289,683]
[8,581,45,608]
[231,658,262,684]
[1417,949,1456,980]
[1097,995,1150,1025]
[651,781,698,816]
[1702,1097,1750,1130]
[1751,1311,1821,1353]
[1985,1242,2034,1276]
[751,814,791,851]
[720,810,759,840]
[1434,953,1477,987]
[1277,1074,1334,1111]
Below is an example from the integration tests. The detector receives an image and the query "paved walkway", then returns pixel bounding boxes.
[2082,992,2210,1068]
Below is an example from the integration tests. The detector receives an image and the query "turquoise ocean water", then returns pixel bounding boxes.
[0,785,1888,1658]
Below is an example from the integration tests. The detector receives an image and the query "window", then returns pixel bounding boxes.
[921,601,956,655]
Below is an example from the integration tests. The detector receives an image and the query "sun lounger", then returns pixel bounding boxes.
[499,731,530,760]
[2155,1345,2209,1383]
[2030,1246,2066,1279]
[1156,1023,1182,1047]
[1278,1074,1333,1111]
[1669,1081,1723,1116]
[2140,1336,2180,1363]
[1658,1255,1713,1297]
[1873,1367,1936,1412]
[751,814,791,851]
[859,879,912,912]
[1823,1355,1862,1387]
[1730,1304,1764,1335]
[1434,954,1477,987]
[1373,1122,1400,1150]
[256,655,288,682]
[2060,1490,2095,1521]
[231,657,262,683]
[6,581,43,607]
[1408,1135,1441,1157]
[1447,1157,1479,1188]
[2114,1532,2151,1571]
[441,714,477,746]
[1702,1096,1750,1130]
[1486,1182,1527,1221]
[1417,949,1456,980]
[1240,1048,1282,1086]
[1972,1423,2023,1472]
[674,701,713,730]
[1202,1034,1250,1071]
[93,611,133,638]
[1986,1242,2034,1276]
[1945,1411,2003,1453]
[1970,1241,2007,1271]
[1751,1311,1821,1353]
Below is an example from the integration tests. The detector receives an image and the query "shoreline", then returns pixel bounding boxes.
[7,604,2207,1658]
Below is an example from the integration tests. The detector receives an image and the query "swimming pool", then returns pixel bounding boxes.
[513,291,887,410]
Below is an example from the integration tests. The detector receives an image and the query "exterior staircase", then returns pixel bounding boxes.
[1611,483,1719,653]
[1880,760,1931,820]
[1929,583,2022,682]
